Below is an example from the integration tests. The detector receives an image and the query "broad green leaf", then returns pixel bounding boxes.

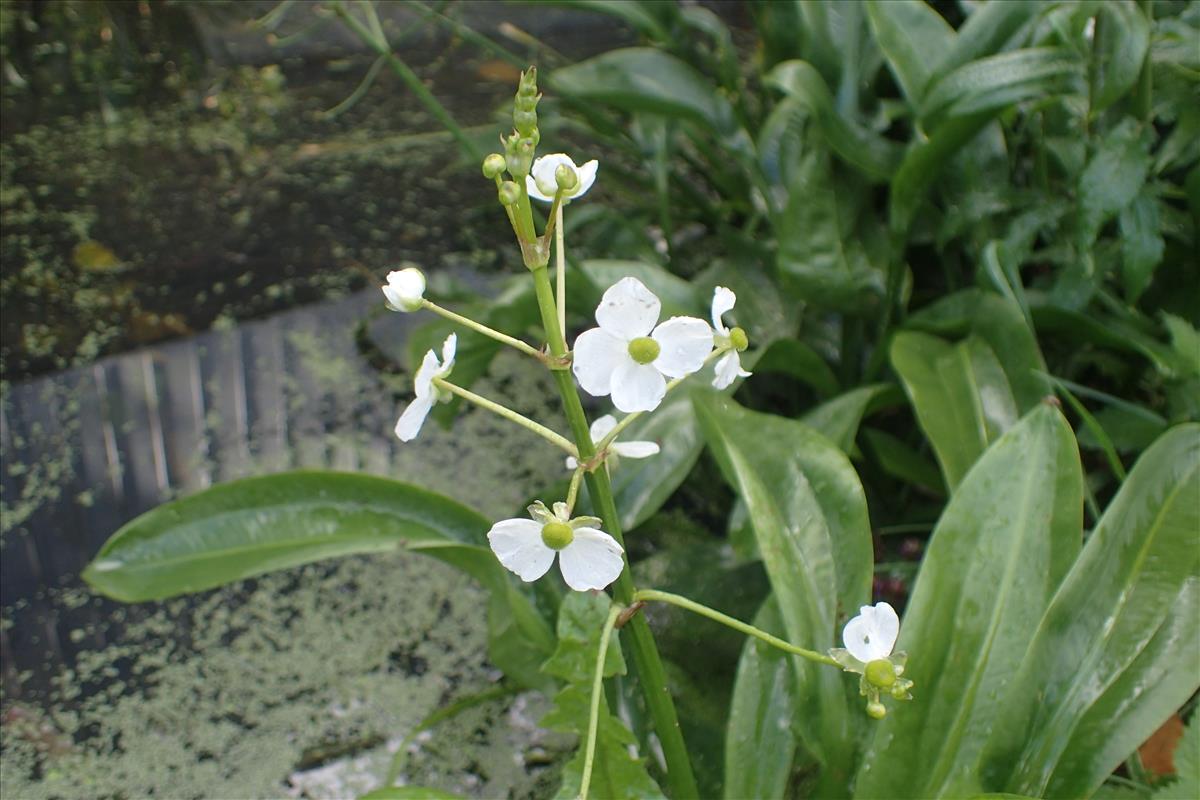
[906,288,1050,410]
[937,0,1043,75]
[775,150,886,312]
[724,597,797,800]
[605,388,704,532]
[1092,1,1151,113]
[766,60,902,181]
[800,384,895,454]
[1076,118,1152,250]
[920,47,1082,129]
[890,332,1020,490]
[541,593,664,800]
[866,0,956,105]
[550,48,736,133]
[893,48,1081,233]
[1159,713,1200,800]
[537,0,668,39]
[84,471,491,601]
[979,424,1200,799]
[753,338,840,399]
[1119,193,1164,302]
[694,393,872,777]
[854,404,1084,799]
[83,472,555,687]
[358,788,464,800]
[541,591,626,683]
[1030,304,1185,378]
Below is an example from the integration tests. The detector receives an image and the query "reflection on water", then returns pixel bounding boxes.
[0,286,568,797]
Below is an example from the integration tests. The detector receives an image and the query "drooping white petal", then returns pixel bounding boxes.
[611,440,660,459]
[589,414,618,443]
[573,159,599,198]
[488,518,556,582]
[394,395,434,442]
[526,153,577,201]
[595,277,660,339]
[558,527,624,591]
[412,348,442,399]
[711,286,736,334]
[652,316,714,378]
[712,351,751,390]
[573,329,628,397]
[440,333,457,374]
[382,267,426,312]
[842,602,900,663]
[610,360,666,413]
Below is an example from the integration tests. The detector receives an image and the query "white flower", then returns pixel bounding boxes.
[565,414,660,470]
[842,602,900,663]
[525,153,598,202]
[710,286,751,390]
[394,334,456,442]
[573,277,714,413]
[382,267,426,312]
[487,501,624,591]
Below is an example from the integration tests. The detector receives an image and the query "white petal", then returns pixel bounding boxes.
[572,159,598,198]
[712,351,751,390]
[595,277,660,339]
[394,396,434,442]
[589,414,618,443]
[558,528,624,591]
[573,328,628,397]
[527,153,576,202]
[612,440,660,459]
[439,333,457,375]
[413,348,442,399]
[382,268,426,312]
[488,519,556,582]
[843,602,899,662]
[652,316,714,378]
[711,286,736,334]
[611,360,666,413]
[565,455,579,470]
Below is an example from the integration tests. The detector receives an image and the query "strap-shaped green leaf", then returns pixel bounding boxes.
[84,471,493,602]
[891,331,1020,491]
[695,393,871,777]
[854,403,1083,799]
[981,424,1200,798]
[866,0,956,105]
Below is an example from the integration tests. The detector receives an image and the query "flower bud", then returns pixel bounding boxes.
[381,266,425,313]
[498,181,521,206]
[866,701,887,720]
[505,135,536,178]
[555,163,578,192]
[482,153,506,180]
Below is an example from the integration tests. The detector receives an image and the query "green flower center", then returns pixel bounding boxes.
[729,326,749,352]
[865,658,896,689]
[628,336,660,365]
[541,521,574,550]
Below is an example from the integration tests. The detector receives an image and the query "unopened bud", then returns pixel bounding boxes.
[505,136,536,178]
[555,164,578,192]
[498,181,521,206]
[866,701,887,720]
[482,153,506,179]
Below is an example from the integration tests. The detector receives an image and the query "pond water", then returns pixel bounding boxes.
[1,3,633,796]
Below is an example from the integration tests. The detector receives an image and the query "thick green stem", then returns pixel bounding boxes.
[530,266,699,800]
[633,589,840,667]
